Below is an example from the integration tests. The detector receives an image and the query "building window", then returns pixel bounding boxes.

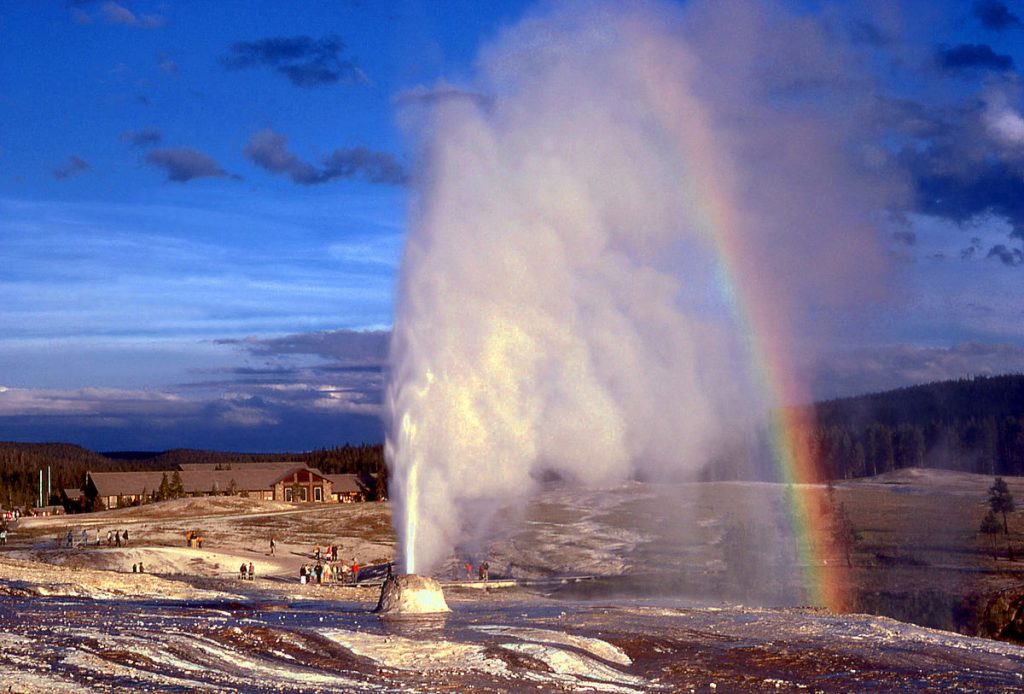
[285,488,293,502]
[314,487,322,502]
[300,487,308,502]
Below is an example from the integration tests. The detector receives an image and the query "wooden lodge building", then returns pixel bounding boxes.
[83,462,376,510]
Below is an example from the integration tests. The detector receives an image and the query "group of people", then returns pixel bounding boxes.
[312,543,342,563]
[106,529,129,547]
[61,528,129,548]
[299,557,359,585]
[238,561,256,580]
[464,560,490,581]
[131,562,146,573]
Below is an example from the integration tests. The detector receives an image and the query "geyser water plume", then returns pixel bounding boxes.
[387,0,900,576]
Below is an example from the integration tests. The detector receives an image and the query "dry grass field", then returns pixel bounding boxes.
[3,469,1022,639]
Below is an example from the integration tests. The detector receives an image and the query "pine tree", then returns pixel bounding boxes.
[980,510,1002,560]
[987,477,1016,560]
[988,477,1016,534]
[375,466,388,501]
[170,470,185,499]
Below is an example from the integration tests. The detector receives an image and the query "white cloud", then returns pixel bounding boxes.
[983,91,1024,147]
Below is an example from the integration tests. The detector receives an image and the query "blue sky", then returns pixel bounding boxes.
[2,0,1024,451]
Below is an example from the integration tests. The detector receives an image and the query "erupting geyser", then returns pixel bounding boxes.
[386,0,897,581]
[375,574,450,615]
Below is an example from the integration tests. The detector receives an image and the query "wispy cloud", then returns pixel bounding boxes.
[99,2,166,28]
[244,129,407,186]
[393,80,492,109]
[222,35,366,88]
[0,197,397,344]
[70,2,166,28]
[157,53,178,77]
[120,127,162,148]
[53,156,91,180]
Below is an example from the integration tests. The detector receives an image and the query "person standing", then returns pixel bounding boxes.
[351,559,359,584]
[248,562,255,580]
[269,536,276,555]
[122,529,129,546]
[465,560,472,580]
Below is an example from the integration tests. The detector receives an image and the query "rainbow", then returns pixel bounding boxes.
[636,48,849,611]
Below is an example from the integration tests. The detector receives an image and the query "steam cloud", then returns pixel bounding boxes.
[387,0,900,574]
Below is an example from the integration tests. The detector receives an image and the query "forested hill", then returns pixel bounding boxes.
[815,374,1024,429]
[0,442,384,510]
[808,374,1024,479]
[0,442,156,510]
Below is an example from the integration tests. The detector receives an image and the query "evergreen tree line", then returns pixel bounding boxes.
[807,374,1024,480]
[0,442,157,510]
[131,443,384,473]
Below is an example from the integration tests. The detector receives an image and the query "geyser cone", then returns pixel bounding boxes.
[375,574,450,615]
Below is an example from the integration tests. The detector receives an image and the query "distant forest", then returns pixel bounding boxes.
[0,442,384,511]
[807,374,1024,479]
[3,374,1024,511]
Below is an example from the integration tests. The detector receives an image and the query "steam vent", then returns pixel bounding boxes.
[375,574,451,615]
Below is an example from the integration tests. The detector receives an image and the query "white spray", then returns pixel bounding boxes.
[386,0,900,574]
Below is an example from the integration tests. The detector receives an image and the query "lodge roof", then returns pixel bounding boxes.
[86,465,330,498]
[325,472,376,494]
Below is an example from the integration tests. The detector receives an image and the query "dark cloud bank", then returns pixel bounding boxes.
[244,130,407,186]
[0,330,388,451]
[936,43,1015,72]
[146,147,226,183]
[973,0,1022,31]
[223,35,365,87]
